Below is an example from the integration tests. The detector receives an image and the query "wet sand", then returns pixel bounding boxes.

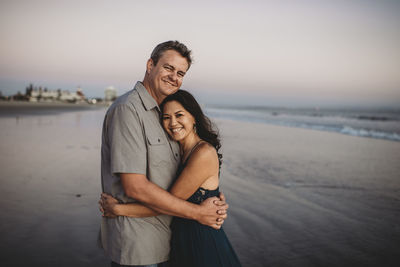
[0,107,399,266]
[218,119,400,267]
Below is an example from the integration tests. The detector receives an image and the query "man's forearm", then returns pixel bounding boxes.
[125,176,200,220]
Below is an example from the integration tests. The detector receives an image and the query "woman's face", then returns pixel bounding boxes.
[162,100,196,142]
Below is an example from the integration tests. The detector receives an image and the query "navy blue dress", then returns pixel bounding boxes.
[169,143,242,267]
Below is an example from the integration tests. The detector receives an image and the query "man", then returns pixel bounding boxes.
[100,41,228,267]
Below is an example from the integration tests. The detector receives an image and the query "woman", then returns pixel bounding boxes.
[100,90,241,267]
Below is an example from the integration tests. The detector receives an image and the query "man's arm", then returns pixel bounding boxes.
[121,173,226,229]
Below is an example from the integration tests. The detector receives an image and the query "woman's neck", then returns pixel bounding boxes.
[179,133,201,159]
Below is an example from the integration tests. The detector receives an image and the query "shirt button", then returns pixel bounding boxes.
[158,138,160,142]
[175,153,178,157]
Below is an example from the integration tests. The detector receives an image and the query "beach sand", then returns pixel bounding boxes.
[0,106,399,266]
[218,119,400,267]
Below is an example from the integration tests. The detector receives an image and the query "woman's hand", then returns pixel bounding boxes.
[99,193,119,218]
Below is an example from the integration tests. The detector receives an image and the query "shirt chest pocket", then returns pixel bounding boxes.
[146,134,171,166]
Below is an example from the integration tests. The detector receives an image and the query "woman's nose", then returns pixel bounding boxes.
[169,116,177,126]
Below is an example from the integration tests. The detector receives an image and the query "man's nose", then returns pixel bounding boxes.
[168,72,178,82]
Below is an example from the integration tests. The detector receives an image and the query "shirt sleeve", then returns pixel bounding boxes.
[108,104,147,175]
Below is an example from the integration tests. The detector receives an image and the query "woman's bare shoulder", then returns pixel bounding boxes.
[188,141,218,165]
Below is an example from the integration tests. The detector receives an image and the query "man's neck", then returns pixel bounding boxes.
[141,79,165,105]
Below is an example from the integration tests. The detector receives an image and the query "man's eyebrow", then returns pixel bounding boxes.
[163,63,174,69]
[164,63,186,75]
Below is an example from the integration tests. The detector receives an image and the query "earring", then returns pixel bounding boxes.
[193,124,197,133]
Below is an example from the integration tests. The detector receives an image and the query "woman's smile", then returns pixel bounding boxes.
[162,100,196,142]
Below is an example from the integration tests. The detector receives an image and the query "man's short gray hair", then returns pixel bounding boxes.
[150,40,192,70]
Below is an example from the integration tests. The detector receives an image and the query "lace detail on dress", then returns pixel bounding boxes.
[187,187,219,204]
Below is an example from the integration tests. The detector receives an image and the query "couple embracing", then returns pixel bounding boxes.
[99,41,241,267]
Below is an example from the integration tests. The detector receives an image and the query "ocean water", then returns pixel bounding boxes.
[205,106,400,142]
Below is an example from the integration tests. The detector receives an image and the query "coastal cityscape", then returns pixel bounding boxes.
[0,83,117,105]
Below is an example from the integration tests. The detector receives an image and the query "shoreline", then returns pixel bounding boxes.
[3,101,400,143]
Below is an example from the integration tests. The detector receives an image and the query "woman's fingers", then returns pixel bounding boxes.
[98,199,105,216]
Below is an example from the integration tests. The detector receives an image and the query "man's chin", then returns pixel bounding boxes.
[163,88,179,96]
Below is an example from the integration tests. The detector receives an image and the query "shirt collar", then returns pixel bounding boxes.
[135,82,160,112]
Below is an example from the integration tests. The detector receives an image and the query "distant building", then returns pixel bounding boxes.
[59,87,86,103]
[28,85,86,103]
[105,86,117,104]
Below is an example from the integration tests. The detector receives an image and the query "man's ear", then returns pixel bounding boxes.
[146,59,154,74]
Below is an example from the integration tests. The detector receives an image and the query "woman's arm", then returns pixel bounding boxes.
[100,193,160,218]
[100,142,219,218]
[169,143,219,200]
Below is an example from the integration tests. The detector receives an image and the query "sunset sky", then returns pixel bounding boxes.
[1,0,399,107]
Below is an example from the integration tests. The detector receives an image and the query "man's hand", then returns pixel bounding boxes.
[196,192,229,230]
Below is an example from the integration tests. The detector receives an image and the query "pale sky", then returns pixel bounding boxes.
[1,0,399,107]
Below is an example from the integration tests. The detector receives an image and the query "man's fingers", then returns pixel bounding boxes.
[217,208,228,215]
[217,213,227,220]
[210,223,221,230]
[217,217,224,222]
[214,200,229,208]
[219,192,226,202]
[216,205,229,214]
[211,196,220,205]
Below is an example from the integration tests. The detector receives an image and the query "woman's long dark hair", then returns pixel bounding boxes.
[160,90,222,168]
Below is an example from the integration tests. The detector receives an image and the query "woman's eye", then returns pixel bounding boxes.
[162,116,170,120]
[176,114,183,118]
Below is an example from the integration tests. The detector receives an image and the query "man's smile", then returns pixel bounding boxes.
[162,78,178,87]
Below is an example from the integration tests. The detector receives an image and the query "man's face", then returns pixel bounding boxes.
[146,50,189,101]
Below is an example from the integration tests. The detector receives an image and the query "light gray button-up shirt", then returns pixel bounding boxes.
[100,82,180,265]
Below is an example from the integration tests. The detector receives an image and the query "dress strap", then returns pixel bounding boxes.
[182,140,205,165]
